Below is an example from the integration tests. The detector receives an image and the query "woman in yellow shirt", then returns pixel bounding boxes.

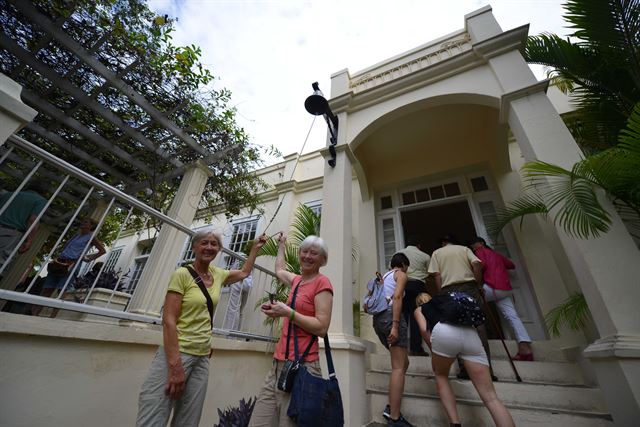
[136,228,266,427]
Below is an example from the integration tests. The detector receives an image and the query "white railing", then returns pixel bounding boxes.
[349,32,472,93]
[0,135,278,342]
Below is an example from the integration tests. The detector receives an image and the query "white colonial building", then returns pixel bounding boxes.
[1,5,639,427]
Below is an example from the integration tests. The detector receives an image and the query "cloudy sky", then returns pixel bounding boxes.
[147,0,570,163]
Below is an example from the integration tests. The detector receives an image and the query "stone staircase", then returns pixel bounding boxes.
[365,340,613,426]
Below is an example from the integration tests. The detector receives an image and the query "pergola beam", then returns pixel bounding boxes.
[10,0,209,156]
[21,89,154,175]
[26,121,135,186]
[0,32,184,170]
[126,144,242,194]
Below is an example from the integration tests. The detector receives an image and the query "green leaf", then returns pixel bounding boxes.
[545,292,591,338]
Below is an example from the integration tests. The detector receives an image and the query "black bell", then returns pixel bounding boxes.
[304,82,329,116]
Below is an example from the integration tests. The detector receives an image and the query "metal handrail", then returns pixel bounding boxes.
[3,135,280,342]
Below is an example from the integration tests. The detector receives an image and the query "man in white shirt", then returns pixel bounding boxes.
[399,236,431,356]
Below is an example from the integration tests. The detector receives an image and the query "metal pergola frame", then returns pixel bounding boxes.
[0,0,239,225]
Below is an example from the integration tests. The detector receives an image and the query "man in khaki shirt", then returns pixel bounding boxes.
[428,234,496,380]
[399,236,431,355]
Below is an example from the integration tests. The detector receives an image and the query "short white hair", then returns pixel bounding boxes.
[191,228,223,249]
[299,235,328,266]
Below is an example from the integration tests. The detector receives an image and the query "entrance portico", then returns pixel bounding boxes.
[319,5,640,425]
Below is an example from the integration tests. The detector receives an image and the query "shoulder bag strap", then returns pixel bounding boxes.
[323,335,337,378]
[186,265,214,330]
[284,277,302,361]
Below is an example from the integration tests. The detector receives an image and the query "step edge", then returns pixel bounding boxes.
[366,388,613,420]
[366,368,590,387]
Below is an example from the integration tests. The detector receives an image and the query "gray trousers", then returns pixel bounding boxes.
[248,359,322,427]
[136,347,210,427]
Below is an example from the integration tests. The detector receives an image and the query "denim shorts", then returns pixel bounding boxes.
[373,307,408,349]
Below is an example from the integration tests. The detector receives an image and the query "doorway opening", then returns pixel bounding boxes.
[401,200,477,254]
[400,199,505,339]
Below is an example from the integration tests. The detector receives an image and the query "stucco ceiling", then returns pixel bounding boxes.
[354,103,500,191]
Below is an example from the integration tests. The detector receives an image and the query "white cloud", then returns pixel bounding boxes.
[148,0,569,163]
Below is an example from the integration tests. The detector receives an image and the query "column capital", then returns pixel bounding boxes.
[499,79,550,123]
[0,73,37,124]
[464,5,501,44]
[187,159,214,178]
[319,141,357,165]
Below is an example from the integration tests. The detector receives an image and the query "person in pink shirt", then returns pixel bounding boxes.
[471,237,534,361]
[249,233,334,426]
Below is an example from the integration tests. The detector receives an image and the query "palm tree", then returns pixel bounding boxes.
[492,0,640,335]
[525,0,640,153]
[492,102,640,240]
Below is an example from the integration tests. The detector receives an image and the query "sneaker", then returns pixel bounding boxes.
[388,414,416,427]
[382,404,391,420]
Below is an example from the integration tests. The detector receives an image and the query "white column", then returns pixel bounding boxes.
[320,144,354,335]
[466,8,640,423]
[0,73,37,146]
[128,161,212,317]
[319,132,368,426]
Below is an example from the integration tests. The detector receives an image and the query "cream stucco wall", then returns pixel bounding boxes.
[0,313,273,427]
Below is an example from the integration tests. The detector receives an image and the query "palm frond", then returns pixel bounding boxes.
[489,193,549,237]
[550,175,611,238]
[545,292,591,338]
[519,161,612,238]
[289,204,321,245]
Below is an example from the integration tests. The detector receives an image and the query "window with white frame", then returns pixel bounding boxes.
[103,247,123,271]
[125,244,153,294]
[305,200,322,217]
[381,217,397,270]
[224,218,259,268]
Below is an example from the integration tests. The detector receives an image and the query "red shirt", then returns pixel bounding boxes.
[273,274,333,362]
[473,246,515,291]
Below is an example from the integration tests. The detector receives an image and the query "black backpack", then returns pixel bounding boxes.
[430,291,486,327]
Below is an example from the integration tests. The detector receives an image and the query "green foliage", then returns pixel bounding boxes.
[502,1,640,337]
[0,0,269,222]
[255,204,322,324]
[524,0,640,152]
[545,292,591,338]
[492,102,640,240]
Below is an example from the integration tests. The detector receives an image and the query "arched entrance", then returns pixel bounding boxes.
[352,100,546,339]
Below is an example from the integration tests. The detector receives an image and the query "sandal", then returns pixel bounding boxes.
[512,352,534,361]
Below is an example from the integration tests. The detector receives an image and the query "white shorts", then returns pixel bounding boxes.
[431,322,488,366]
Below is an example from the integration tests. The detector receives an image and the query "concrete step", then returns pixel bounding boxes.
[487,339,571,362]
[368,393,613,427]
[369,353,586,385]
[370,339,574,362]
[366,371,608,414]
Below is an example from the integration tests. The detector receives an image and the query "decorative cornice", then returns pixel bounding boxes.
[347,33,472,95]
[583,334,640,359]
[499,79,550,123]
[472,24,529,59]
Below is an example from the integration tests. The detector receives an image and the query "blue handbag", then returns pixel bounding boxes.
[286,334,344,426]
